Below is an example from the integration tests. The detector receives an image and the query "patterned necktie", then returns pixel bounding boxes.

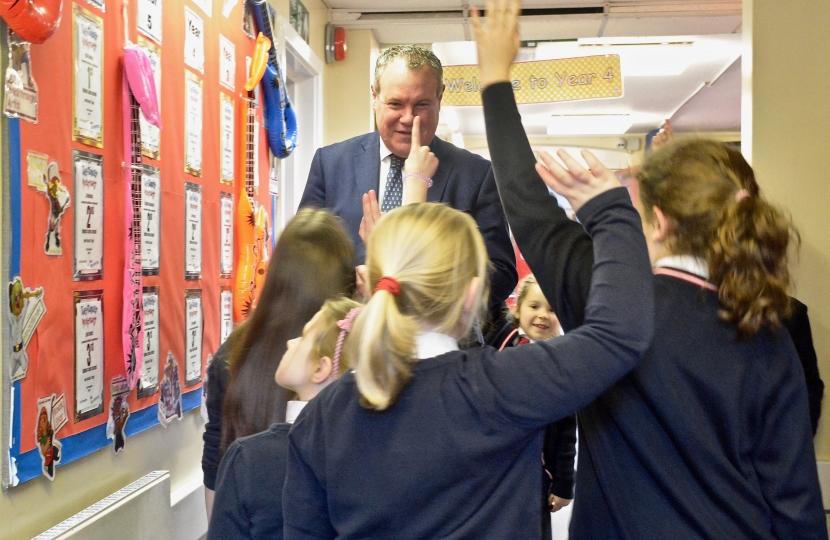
[381,155,405,212]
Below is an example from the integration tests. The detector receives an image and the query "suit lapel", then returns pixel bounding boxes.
[427,137,452,202]
[354,133,381,198]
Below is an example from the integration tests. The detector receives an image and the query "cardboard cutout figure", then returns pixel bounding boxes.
[157,351,183,426]
[43,162,70,256]
[8,276,45,381]
[106,376,131,454]
[36,399,62,481]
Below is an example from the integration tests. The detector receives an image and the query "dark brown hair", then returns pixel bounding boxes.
[637,139,798,338]
[220,209,356,456]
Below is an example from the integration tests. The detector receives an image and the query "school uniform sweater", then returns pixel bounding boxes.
[283,187,654,540]
[482,81,826,539]
[208,402,307,540]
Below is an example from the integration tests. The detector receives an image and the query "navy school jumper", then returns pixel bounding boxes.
[283,187,655,539]
[483,81,826,539]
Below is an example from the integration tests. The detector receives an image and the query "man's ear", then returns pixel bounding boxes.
[371,84,378,101]
[311,356,334,384]
[651,206,671,244]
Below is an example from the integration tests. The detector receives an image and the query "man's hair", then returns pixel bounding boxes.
[374,45,443,96]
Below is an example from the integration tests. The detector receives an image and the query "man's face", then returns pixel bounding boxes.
[372,59,443,158]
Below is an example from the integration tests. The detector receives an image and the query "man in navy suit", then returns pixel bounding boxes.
[299,45,517,325]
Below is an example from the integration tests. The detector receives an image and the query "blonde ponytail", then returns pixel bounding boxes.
[347,203,490,410]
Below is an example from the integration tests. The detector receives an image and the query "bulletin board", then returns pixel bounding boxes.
[2,0,275,487]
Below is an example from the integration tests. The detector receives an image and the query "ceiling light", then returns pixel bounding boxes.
[547,114,633,136]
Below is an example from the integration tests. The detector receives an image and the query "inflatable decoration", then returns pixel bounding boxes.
[0,0,62,44]
[233,33,270,322]
[121,44,160,389]
[248,0,297,159]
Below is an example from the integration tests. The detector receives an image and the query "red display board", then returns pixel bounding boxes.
[6,0,272,483]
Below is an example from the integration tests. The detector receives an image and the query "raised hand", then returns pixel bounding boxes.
[358,190,382,245]
[471,0,521,88]
[535,149,622,213]
[403,116,436,204]
[651,119,674,150]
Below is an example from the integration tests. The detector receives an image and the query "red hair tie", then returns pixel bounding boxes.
[374,276,401,295]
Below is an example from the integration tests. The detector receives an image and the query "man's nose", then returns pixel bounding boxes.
[399,107,415,124]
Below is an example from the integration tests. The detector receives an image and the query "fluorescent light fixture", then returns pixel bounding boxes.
[441,107,460,132]
[547,114,632,136]
[451,131,465,149]
[620,47,694,76]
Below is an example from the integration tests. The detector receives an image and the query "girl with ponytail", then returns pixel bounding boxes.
[284,172,655,536]
[478,1,823,537]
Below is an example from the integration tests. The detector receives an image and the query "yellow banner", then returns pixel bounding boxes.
[441,55,623,106]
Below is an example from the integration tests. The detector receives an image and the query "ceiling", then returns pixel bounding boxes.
[322,1,744,138]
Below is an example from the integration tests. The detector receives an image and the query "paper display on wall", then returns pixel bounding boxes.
[220,192,234,277]
[184,290,203,386]
[73,5,104,147]
[73,151,104,280]
[4,33,39,123]
[184,7,205,73]
[141,166,161,274]
[74,291,104,421]
[185,182,203,279]
[137,0,163,43]
[138,287,160,398]
[185,72,203,176]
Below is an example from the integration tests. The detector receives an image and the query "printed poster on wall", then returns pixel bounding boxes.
[184,7,205,74]
[72,5,104,148]
[185,182,202,280]
[185,71,203,176]
[220,94,234,183]
[73,150,104,280]
[138,286,160,398]
[141,166,161,275]
[219,35,235,90]
[220,192,234,277]
[137,36,161,159]
[184,290,203,386]
[192,0,212,17]
[74,290,104,421]
[137,0,162,44]
[220,287,233,344]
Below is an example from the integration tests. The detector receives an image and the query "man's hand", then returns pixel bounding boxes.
[549,495,572,513]
[536,149,622,213]
[471,0,521,88]
[403,117,435,204]
[358,190,382,245]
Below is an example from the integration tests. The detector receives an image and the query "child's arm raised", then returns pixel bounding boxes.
[474,0,594,331]
[470,186,654,427]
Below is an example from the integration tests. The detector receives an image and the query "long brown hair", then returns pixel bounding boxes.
[637,140,798,338]
[220,209,356,455]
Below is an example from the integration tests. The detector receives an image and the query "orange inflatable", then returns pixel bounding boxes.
[0,0,62,44]
[233,34,271,322]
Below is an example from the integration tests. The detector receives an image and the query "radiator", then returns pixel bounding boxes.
[33,471,172,540]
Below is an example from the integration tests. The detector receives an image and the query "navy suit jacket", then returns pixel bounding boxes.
[299,131,517,306]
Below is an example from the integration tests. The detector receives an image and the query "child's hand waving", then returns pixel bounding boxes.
[536,150,622,213]
[471,0,522,88]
